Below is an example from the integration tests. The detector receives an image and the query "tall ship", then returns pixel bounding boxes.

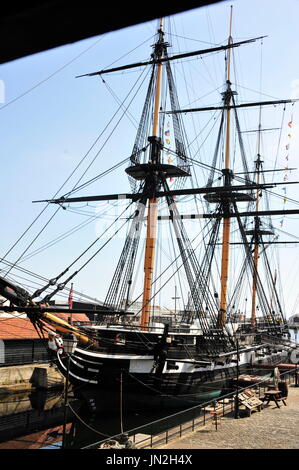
[1,10,298,412]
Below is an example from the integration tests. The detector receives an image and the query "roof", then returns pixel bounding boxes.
[0,313,90,340]
[0,317,41,339]
[52,312,90,323]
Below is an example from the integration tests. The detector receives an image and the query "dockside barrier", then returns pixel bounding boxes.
[81,367,298,449]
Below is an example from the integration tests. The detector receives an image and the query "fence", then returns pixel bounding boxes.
[81,367,298,449]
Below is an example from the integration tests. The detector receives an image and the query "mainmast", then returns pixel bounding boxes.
[218,6,234,328]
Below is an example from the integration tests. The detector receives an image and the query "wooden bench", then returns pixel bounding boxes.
[237,389,263,417]
[263,389,287,408]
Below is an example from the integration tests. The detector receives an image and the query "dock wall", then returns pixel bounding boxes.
[0,364,65,395]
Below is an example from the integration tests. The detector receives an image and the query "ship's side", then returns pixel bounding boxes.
[54,324,291,412]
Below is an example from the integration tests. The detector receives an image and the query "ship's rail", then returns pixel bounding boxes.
[81,321,202,335]
[260,334,296,348]
[81,367,299,449]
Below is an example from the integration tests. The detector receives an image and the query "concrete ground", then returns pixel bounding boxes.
[160,384,299,449]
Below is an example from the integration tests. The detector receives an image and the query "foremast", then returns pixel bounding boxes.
[139,18,164,329]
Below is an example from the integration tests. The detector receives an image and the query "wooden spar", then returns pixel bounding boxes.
[141,198,158,329]
[251,112,263,327]
[162,99,298,115]
[42,311,95,347]
[75,37,266,78]
[251,183,260,326]
[225,9,233,139]
[34,181,298,205]
[140,18,164,330]
[152,20,163,138]
[0,275,97,347]
[219,6,233,329]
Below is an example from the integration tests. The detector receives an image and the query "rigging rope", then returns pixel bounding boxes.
[0,35,107,112]
[39,202,135,303]
[1,65,151,277]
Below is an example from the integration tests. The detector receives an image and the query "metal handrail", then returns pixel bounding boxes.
[82,367,297,449]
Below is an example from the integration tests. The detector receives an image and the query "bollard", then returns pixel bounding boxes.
[210,410,221,431]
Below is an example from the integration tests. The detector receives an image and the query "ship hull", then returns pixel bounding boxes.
[55,343,289,414]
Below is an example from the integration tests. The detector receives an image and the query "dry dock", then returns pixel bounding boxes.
[158,384,299,450]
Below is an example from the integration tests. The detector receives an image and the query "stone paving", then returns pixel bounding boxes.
[161,385,299,449]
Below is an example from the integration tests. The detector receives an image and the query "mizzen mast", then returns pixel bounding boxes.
[248,108,274,326]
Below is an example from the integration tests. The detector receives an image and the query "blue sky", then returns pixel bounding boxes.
[1,0,299,317]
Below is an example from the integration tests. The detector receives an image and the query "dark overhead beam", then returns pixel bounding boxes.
[1,1,223,64]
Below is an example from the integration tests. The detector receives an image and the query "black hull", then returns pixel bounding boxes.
[55,344,289,414]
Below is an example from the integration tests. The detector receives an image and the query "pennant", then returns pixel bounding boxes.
[165,130,170,136]
[169,177,174,183]
[167,157,173,163]
[285,155,289,160]
[288,121,293,127]
[283,174,288,181]
[282,187,286,193]
[280,219,284,227]
[283,198,287,204]
[288,133,292,138]
[284,166,289,170]
[166,138,171,145]
[286,144,290,150]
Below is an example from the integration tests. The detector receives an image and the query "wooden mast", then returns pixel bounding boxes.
[219,6,233,329]
[140,18,164,330]
[251,108,262,327]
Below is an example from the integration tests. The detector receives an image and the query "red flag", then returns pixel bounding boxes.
[68,283,74,309]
